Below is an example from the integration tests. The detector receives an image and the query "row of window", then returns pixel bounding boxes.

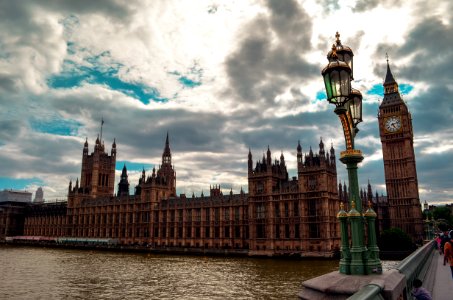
[256,201,309,219]
[256,223,319,239]
[63,225,250,239]
[68,207,249,225]
[26,223,322,240]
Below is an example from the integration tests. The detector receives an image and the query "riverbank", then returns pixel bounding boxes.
[1,239,338,260]
[1,238,413,260]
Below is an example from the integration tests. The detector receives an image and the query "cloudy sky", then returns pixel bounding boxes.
[0,0,452,205]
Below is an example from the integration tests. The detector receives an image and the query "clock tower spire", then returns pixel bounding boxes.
[378,57,423,241]
[383,54,400,96]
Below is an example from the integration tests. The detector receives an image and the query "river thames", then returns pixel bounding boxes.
[0,245,343,299]
[0,246,400,299]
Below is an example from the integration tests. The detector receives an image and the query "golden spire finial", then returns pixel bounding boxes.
[340,202,344,210]
[331,44,337,58]
[351,201,356,209]
[335,32,341,44]
[368,200,372,209]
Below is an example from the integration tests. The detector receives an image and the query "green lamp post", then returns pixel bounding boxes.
[322,32,382,275]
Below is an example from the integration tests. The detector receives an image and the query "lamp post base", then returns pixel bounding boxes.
[366,259,383,275]
[340,150,371,275]
[339,259,351,275]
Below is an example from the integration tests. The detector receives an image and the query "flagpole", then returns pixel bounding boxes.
[100,118,104,142]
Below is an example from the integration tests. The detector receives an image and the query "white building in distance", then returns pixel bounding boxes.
[0,189,32,203]
[34,187,44,203]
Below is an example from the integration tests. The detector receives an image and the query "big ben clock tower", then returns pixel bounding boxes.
[378,58,423,241]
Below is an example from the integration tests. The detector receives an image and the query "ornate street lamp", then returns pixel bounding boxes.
[322,45,352,106]
[323,32,382,275]
[348,88,363,129]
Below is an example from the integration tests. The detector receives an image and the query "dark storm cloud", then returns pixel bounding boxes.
[353,0,380,12]
[176,153,247,182]
[398,27,453,85]
[225,0,318,105]
[45,89,232,159]
[410,87,453,133]
[374,16,453,85]
[43,0,133,19]
[0,1,32,30]
[240,111,336,151]
[0,136,81,178]
[355,159,385,190]
[0,120,25,143]
[265,0,310,43]
[0,74,18,93]
[0,0,134,22]
[416,152,453,190]
[353,0,402,12]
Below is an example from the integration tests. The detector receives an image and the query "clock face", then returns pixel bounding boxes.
[384,116,401,133]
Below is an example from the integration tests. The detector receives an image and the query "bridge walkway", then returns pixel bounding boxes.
[430,250,453,300]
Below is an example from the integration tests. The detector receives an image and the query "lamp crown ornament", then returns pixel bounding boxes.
[337,202,348,218]
[348,200,361,217]
[327,31,354,78]
[331,44,338,59]
[364,201,377,217]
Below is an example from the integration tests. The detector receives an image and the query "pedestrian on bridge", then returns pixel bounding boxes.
[443,231,453,278]
[411,278,432,300]
[436,234,442,253]
[441,231,449,255]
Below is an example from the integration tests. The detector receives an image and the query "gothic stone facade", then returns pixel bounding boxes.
[22,135,342,257]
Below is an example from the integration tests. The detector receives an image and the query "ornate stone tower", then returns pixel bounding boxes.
[377,59,423,241]
[297,139,340,251]
[117,164,130,197]
[79,136,116,199]
[247,140,340,256]
[247,146,288,252]
[139,133,177,203]
[248,146,288,198]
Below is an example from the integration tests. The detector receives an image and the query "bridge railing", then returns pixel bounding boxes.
[348,240,435,300]
[396,240,435,297]
[347,283,384,300]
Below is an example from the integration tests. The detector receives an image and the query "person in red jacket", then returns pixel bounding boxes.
[444,231,453,278]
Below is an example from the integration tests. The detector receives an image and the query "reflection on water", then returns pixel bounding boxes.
[0,246,397,299]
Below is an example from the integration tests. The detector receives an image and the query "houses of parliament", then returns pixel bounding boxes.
[0,63,423,257]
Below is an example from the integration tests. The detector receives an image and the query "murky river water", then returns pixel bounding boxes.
[0,246,396,299]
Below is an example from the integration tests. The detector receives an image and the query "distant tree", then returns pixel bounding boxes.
[379,228,416,251]
[436,219,449,232]
[432,206,453,227]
